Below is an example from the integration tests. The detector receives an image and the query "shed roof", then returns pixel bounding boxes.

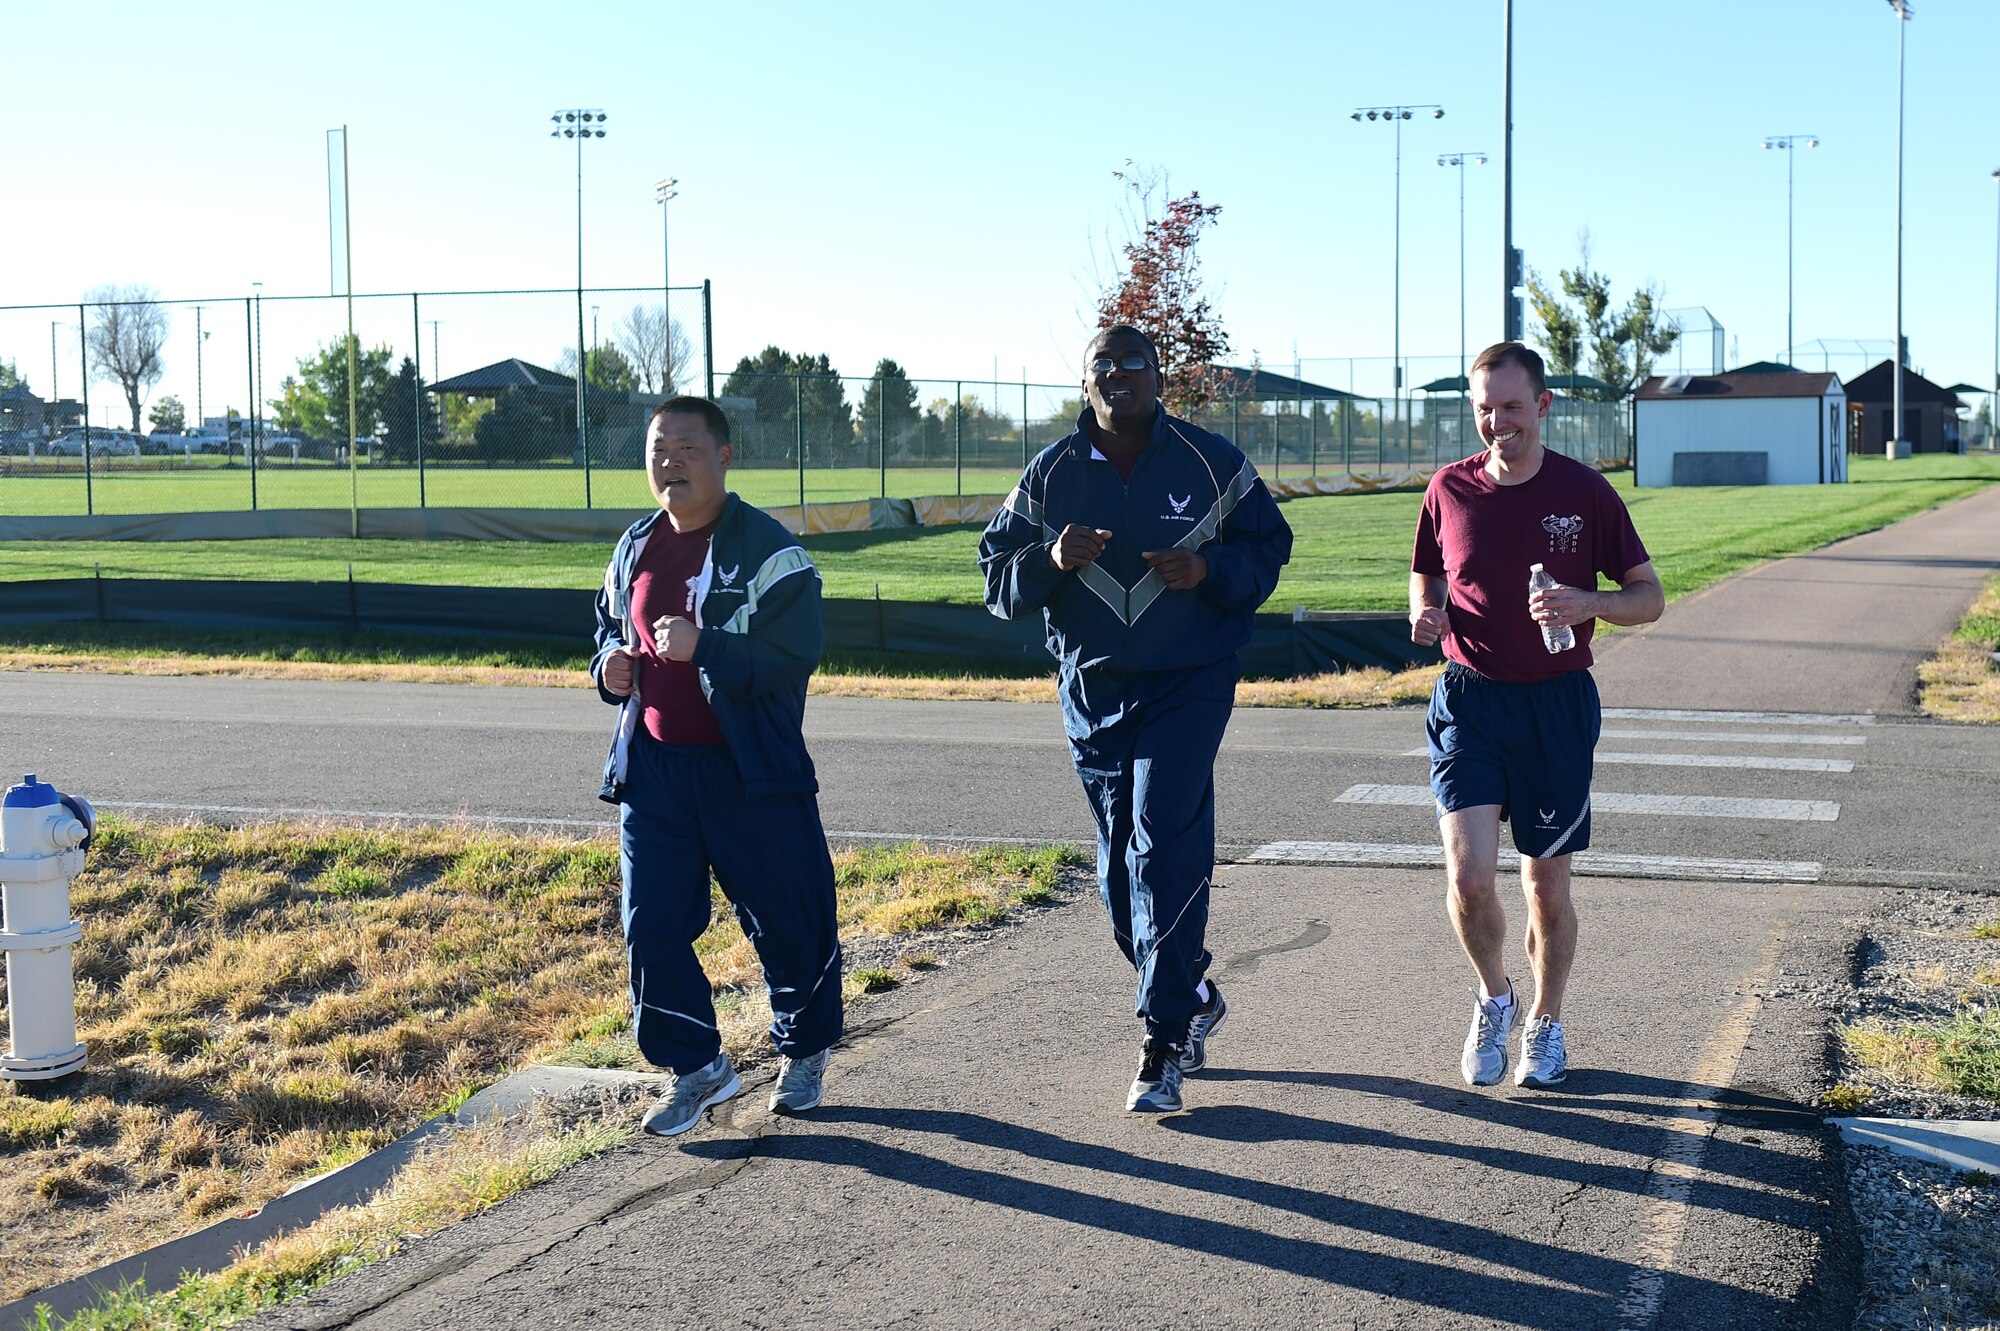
[430,359,575,395]
[1206,365,1359,400]
[1842,360,1961,408]
[1633,371,1842,401]
[1416,373,1617,395]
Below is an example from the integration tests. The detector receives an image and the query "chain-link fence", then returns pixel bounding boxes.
[0,289,1629,520]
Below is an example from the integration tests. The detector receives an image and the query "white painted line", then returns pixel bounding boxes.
[103,800,614,830]
[1595,752,1854,774]
[1333,784,1840,822]
[1600,728,1866,747]
[825,830,1083,847]
[1603,707,1873,727]
[1243,840,1822,882]
[1400,747,1854,771]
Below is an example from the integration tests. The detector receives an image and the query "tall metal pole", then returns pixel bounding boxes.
[1354,104,1442,461]
[342,125,358,538]
[252,283,262,511]
[657,177,678,394]
[194,307,204,432]
[77,311,91,516]
[702,280,715,399]
[1890,2,1910,458]
[553,109,606,501]
[1763,136,1817,365]
[49,321,58,405]
[1992,170,1999,444]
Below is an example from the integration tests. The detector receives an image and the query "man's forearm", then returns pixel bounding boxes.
[1410,573,1447,614]
[1589,579,1664,627]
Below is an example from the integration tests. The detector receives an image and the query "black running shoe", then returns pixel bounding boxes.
[1182,982,1228,1074]
[1126,1037,1185,1113]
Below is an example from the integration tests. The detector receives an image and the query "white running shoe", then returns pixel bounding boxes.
[641,1054,741,1137]
[1461,987,1517,1086]
[1516,1015,1568,1089]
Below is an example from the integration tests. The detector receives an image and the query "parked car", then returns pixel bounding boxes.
[45,429,141,457]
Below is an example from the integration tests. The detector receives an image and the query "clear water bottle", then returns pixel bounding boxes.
[1529,563,1575,654]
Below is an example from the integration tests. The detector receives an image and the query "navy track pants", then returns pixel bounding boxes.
[1067,657,1236,1044]
[617,733,843,1075]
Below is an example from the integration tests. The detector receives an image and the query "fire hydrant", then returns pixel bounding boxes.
[1,774,93,1082]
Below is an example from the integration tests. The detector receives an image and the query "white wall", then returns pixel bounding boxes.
[1635,393,1845,486]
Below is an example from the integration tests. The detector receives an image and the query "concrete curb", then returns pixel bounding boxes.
[1830,1116,2000,1177]
[0,1064,663,1331]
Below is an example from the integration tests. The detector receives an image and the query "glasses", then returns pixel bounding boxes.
[1087,355,1153,373]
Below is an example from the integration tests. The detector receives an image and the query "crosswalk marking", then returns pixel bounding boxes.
[1603,707,1873,727]
[1400,747,1853,772]
[1333,784,1840,822]
[1599,728,1866,746]
[1243,840,1823,883]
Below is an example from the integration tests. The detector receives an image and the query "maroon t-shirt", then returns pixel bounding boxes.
[1412,449,1650,684]
[630,517,724,745]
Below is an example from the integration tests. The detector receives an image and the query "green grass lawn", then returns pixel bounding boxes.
[2,454,1993,611]
[0,462,1027,515]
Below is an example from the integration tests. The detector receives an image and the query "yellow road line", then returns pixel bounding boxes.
[1614,926,1787,1330]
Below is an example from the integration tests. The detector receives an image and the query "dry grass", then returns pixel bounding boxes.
[1842,1011,2000,1101]
[26,1096,634,1330]
[1920,576,2000,723]
[0,648,1439,709]
[0,817,1081,1308]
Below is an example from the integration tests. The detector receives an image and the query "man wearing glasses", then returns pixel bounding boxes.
[979,325,1292,1113]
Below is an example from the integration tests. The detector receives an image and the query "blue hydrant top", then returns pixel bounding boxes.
[5,775,59,808]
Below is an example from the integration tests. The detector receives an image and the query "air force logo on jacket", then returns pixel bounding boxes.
[978,405,1293,713]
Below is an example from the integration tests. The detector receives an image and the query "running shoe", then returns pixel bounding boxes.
[1182,982,1229,1074]
[1515,1014,1568,1089]
[770,1048,830,1114]
[641,1053,741,1137]
[1461,987,1517,1087]
[1127,1037,1185,1113]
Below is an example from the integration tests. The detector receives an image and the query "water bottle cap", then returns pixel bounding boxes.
[4,775,60,809]
[1530,563,1545,573]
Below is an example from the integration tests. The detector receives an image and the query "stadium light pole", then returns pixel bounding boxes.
[1887,1,1911,459]
[1353,104,1444,461]
[194,306,212,431]
[1991,169,1999,445]
[552,108,607,502]
[1762,135,1818,367]
[1436,152,1488,390]
[656,177,678,393]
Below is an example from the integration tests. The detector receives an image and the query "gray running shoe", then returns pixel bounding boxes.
[641,1053,741,1137]
[1461,987,1518,1087]
[1181,982,1228,1073]
[770,1048,830,1114]
[1515,1014,1568,1089]
[1126,1037,1185,1113]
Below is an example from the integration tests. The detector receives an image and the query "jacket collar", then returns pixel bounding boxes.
[1068,404,1168,461]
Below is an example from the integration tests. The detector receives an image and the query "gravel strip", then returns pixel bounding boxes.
[1824,890,2000,1330]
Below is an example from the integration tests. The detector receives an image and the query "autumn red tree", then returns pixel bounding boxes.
[1097,179,1230,416]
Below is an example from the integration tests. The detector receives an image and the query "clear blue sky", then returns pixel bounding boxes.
[7,0,2000,420]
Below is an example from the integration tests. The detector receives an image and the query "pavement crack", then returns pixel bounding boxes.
[1550,1180,1590,1243]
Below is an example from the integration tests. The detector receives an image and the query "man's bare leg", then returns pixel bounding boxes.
[1519,852,1577,1020]
[1441,806,1509,998]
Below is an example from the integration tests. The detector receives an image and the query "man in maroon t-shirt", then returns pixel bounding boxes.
[1409,341,1662,1091]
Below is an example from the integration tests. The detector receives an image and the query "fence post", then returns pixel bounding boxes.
[877,374,887,499]
[243,298,255,509]
[795,374,805,510]
[412,292,426,509]
[954,380,963,497]
[702,280,715,400]
[1022,382,1030,468]
[251,289,262,512]
[75,311,92,517]
[1309,401,1318,477]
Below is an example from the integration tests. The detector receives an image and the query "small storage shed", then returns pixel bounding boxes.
[1632,370,1847,487]
[1842,361,1965,454]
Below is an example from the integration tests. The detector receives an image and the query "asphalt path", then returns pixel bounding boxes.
[6,678,1994,889]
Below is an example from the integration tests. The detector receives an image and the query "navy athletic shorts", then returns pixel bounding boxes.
[1425,660,1601,858]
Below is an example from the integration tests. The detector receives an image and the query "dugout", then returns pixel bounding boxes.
[1841,360,1965,455]
[1632,369,1847,487]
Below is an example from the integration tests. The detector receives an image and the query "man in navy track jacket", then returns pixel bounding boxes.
[979,325,1292,1113]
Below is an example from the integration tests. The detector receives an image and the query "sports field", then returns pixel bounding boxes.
[2,455,1992,612]
[0,461,1029,515]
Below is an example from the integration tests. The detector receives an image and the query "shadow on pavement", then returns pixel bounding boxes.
[683,1104,1799,1330]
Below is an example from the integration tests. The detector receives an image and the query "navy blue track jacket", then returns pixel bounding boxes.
[593,494,824,802]
[979,407,1292,710]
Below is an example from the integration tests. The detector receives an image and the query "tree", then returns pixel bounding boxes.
[273,336,396,444]
[614,304,694,394]
[857,359,921,458]
[0,361,22,392]
[148,395,186,434]
[719,346,851,462]
[379,358,443,464]
[85,283,169,432]
[1525,233,1680,401]
[586,344,638,394]
[474,387,554,465]
[1095,171,1230,415]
